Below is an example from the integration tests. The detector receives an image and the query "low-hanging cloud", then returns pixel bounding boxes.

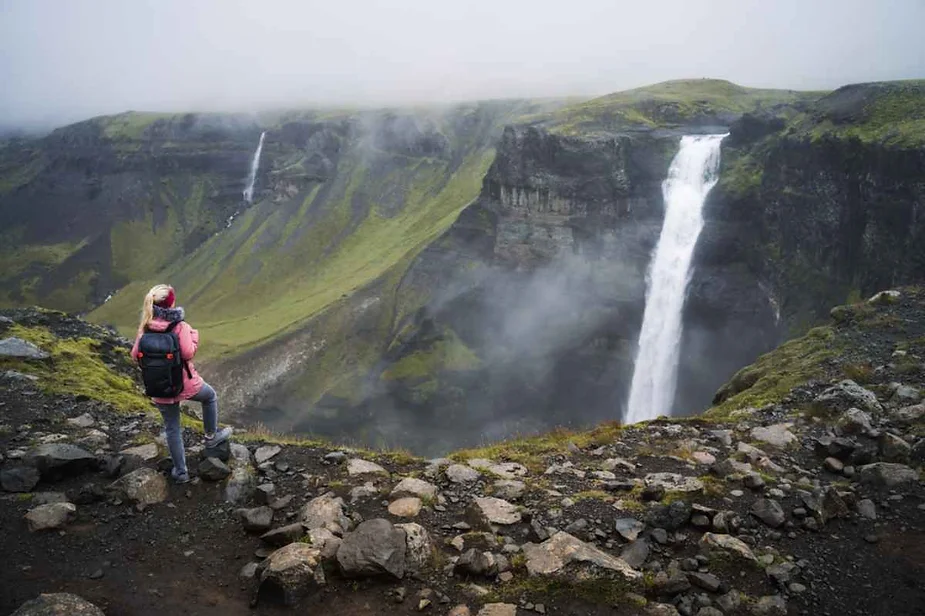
[2,0,924,131]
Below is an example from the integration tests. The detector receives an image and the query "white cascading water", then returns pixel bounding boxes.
[625,133,728,424]
[242,131,266,203]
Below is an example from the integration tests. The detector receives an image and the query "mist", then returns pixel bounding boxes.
[2,0,925,130]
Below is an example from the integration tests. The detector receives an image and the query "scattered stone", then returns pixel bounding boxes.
[199,457,231,481]
[752,595,787,616]
[868,289,901,304]
[644,472,704,493]
[856,499,877,520]
[602,457,637,473]
[892,404,925,424]
[240,506,274,533]
[389,497,423,518]
[688,572,722,592]
[1,467,41,493]
[31,492,67,505]
[10,593,104,615]
[879,433,912,462]
[323,451,347,465]
[67,413,96,428]
[645,500,692,531]
[477,605,516,616]
[614,518,645,541]
[859,462,919,487]
[395,522,434,573]
[716,590,742,613]
[349,482,379,504]
[447,464,480,483]
[712,459,752,478]
[691,451,716,465]
[255,445,282,464]
[699,533,756,562]
[743,473,766,490]
[737,442,769,462]
[391,477,437,500]
[24,444,96,479]
[225,466,257,504]
[258,543,325,605]
[823,457,844,473]
[750,499,786,528]
[455,549,500,577]
[301,493,351,535]
[891,385,921,405]
[239,562,260,579]
[750,424,797,448]
[469,497,521,529]
[522,531,641,580]
[337,518,407,579]
[24,502,76,531]
[347,458,388,476]
[201,440,230,462]
[448,607,471,616]
[620,538,650,568]
[107,467,167,505]
[0,337,49,359]
[491,480,526,501]
[836,408,874,437]
[260,523,308,547]
[305,527,343,560]
[814,380,883,415]
[255,483,276,505]
[120,443,158,461]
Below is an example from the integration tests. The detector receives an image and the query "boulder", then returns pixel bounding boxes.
[750,499,786,528]
[391,477,437,500]
[305,527,342,560]
[858,462,919,487]
[240,506,274,533]
[468,497,521,529]
[201,440,231,462]
[24,502,77,531]
[522,531,640,580]
[813,380,882,415]
[119,443,159,462]
[0,337,49,359]
[879,433,912,462]
[107,467,167,505]
[11,593,103,615]
[643,473,704,493]
[258,543,325,605]
[395,522,434,573]
[347,458,388,476]
[835,408,874,437]
[698,533,756,562]
[199,457,231,481]
[300,492,351,535]
[446,464,480,483]
[1,466,41,492]
[388,497,422,518]
[891,404,925,424]
[261,523,308,547]
[255,445,282,464]
[491,479,526,501]
[225,466,257,504]
[749,424,797,448]
[336,518,407,579]
[25,444,96,479]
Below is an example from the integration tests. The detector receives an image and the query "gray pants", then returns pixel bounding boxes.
[157,382,218,475]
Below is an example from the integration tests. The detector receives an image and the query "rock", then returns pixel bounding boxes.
[301,492,351,535]
[0,337,49,359]
[645,500,692,530]
[391,477,437,500]
[620,538,650,568]
[815,435,857,460]
[240,506,274,533]
[737,442,768,461]
[240,562,260,579]
[491,480,526,501]
[823,457,844,473]
[255,483,276,505]
[752,595,787,616]
[107,468,167,505]
[448,607,471,616]
[892,385,922,405]
[25,444,96,479]
[717,590,742,612]
[469,497,521,529]
[484,461,528,480]
[869,289,901,304]
[31,492,67,505]
[644,473,704,493]
[859,462,919,487]
[455,549,499,577]
[892,404,925,424]
[743,472,766,489]
[1,466,41,492]
[258,543,325,605]
[446,464,480,483]
[77,430,109,450]
[24,502,76,531]
[199,457,231,481]
[835,408,874,437]
[652,565,691,596]
[388,497,423,518]
[67,413,96,428]
[712,459,752,478]
[879,433,912,462]
[337,518,407,579]
[477,605,517,616]
[254,445,282,464]
[229,442,253,466]
[614,518,645,541]
[201,440,230,462]
[602,457,637,473]
[10,593,104,615]
[697,608,723,616]
[749,424,796,448]
[765,561,797,586]
[305,527,343,560]
[225,466,257,504]
[395,522,434,573]
[347,458,388,476]
[750,499,785,528]
[691,451,716,465]
[120,443,159,461]
[349,482,379,503]
[261,523,308,547]
[687,572,722,592]
[814,380,882,415]
[699,533,756,562]
[856,499,877,520]
[323,451,347,465]
[522,531,641,580]
[800,486,849,523]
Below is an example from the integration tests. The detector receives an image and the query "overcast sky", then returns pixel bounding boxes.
[2,0,924,129]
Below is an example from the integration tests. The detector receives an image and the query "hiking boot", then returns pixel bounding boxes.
[205,426,233,449]
[171,468,190,484]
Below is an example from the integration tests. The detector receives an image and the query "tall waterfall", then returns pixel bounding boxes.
[625,134,728,424]
[242,131,266,203]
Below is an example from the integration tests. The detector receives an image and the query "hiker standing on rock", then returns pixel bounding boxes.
[130,284,232,483]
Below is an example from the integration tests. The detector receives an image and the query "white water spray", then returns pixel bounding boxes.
[625,134,728,424]
[242,131,266,203]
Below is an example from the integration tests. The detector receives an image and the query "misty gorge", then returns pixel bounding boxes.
[3,79,924,456]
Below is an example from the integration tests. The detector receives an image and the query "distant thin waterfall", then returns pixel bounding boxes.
[625,133,728,424]
[242,131,266,203]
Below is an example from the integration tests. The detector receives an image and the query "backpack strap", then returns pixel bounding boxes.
[164,320,182,333]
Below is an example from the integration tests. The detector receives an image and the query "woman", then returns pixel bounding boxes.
[131,284,232,483]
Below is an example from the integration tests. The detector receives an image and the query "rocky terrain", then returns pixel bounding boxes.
[2,286,924,615]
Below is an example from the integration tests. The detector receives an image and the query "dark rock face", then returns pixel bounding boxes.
[10,593,104,616]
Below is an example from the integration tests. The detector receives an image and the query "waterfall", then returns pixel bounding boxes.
[625,133,728,424]
[242,131,266,203]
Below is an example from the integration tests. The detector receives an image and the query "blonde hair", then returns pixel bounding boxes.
[138,284,173,333]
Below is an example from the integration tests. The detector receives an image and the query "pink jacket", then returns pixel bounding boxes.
[131,318,204,404]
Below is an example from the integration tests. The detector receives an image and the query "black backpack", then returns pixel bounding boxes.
[137,320,192,398]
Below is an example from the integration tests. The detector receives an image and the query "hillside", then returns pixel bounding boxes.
[2,288,924,615]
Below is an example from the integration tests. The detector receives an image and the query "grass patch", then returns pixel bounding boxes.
[842,362,875,384]
[487,573,640,607]
[573,490,613,503]
[381,328,480,380]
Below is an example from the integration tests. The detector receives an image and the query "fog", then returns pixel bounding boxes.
[2,0,924,130]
